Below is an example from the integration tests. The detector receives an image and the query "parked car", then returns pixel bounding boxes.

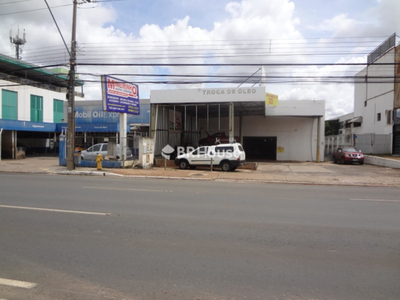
[199,132,240,146]
[80,143,133,160]
[333,147,364,165]
[174,143,246,171]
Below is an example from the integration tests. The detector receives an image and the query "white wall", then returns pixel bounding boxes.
[354,49,395,136]
[0,79,84,123]
[242,116,324,162]
[198,115,324,162]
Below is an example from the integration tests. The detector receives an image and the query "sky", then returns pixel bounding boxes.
[0,0,399,119]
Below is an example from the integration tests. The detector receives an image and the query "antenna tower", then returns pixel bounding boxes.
[9,28,27,60]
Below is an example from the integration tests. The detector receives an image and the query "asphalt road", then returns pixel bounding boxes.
[0,173,399,300]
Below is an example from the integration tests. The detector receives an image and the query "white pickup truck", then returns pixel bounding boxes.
[174,143,246,171]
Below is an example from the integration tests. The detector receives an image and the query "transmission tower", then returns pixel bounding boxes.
[10,28,26,60]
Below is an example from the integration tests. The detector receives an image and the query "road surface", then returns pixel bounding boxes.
[0,173,399,300]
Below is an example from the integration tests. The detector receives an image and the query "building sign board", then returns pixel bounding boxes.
[101,75,140,115]
[151,87,266,104]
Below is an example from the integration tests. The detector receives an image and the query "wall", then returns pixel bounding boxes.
[0,79,84,123]
[241,116,324,162]
[354,49,395,136]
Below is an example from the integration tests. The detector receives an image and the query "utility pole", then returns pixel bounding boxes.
[9,28,26,60]
[66,0,78,170]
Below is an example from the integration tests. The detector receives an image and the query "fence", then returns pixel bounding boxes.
[325,133,392,156]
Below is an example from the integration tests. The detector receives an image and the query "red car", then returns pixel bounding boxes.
[199,132,239,146]
[333,147,364,165]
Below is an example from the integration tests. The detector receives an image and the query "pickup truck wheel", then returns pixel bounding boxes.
[221,161,231,172]
[179,159,189,169]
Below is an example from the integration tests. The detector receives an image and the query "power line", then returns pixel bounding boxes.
[0,0,38,5]
[0,4,72,16]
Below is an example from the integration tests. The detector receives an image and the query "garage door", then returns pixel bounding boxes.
[243,137,277,161]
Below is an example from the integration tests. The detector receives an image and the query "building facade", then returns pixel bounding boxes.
[326,34,400,155]
[150,87,325,162]
[0,54,84,159]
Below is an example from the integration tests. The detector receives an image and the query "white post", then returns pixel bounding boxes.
[120,113,127,162]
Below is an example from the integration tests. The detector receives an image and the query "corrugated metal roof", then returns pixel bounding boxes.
[0,53,83,87]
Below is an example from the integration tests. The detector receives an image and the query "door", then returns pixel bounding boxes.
[86,144,102,160]
[243,137,277,161]
[189,146,209,165]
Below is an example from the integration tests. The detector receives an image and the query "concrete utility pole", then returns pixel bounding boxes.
[66,0,78,170]
[9,28,26,60]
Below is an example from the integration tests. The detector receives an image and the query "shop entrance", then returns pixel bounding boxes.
[243,136,277,161]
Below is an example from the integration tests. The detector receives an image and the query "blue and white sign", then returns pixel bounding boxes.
[74,104,149,125]
[102,75,140,115]
[0,119,56,132]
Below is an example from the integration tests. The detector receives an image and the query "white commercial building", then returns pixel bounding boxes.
[327,34,400,155]
[150,87,325,162]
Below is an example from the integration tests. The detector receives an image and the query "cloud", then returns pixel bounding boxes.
[0,0,396,119]
[311,0,400,37]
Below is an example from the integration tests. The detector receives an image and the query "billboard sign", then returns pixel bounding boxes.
[102,75,140,115]
[266,93,278,107]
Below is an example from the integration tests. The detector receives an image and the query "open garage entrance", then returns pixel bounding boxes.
[243,136,277,161]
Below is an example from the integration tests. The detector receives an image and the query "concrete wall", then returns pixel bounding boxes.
[0,80,84,123]
[240,115,324,162]
[365,155,400,169]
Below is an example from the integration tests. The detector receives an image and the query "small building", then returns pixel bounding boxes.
[150,87,325,162]
[0,54,84,159]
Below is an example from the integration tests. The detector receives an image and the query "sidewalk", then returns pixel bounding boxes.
[1,156,400,187]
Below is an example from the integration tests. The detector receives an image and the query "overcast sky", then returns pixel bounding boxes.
[1,0,399,119]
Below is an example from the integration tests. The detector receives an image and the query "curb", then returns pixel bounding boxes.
[54,171,124,177]
[1,169,399,188]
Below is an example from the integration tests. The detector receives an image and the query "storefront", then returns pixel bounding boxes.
[150,87,325,162]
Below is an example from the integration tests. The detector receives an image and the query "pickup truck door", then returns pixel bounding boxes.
[190,146,209,165]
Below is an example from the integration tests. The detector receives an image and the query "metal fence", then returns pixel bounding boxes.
[367,33,396,64]
[354,134,392,154]
[325,133,392,156]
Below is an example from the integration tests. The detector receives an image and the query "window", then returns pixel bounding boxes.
[31,95,43,122]
[53,99,64,123]
[93,144,101,152]
[216,146,234,153]
[1,90,18,120]
[386,110,392,125]
[377,113,381,122]
[354,122,362,127]
[102,144,108,151]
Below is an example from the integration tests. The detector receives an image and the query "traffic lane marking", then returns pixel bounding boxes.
[82,186,169,193]
[0,278,37,289]
[0,205,110,216]
[350,198,400,203]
